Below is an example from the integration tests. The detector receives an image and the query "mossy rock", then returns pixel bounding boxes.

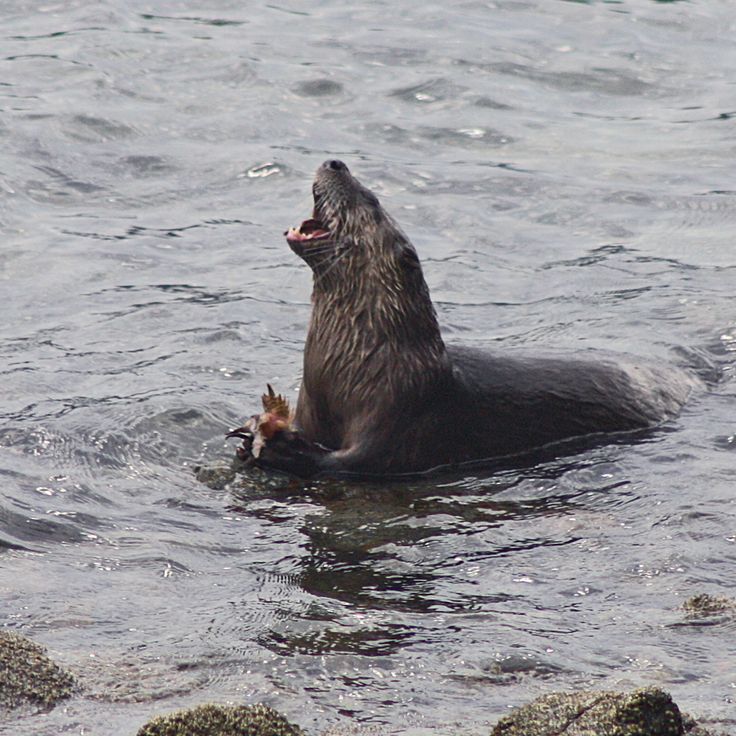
[0,630,75,710]
[491,687,684,736]
[682,593,736,619]
[136,703,305,736]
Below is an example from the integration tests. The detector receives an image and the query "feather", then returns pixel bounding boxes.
[261,384,292,420]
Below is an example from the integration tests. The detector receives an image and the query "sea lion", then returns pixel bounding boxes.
[229,160,697,477]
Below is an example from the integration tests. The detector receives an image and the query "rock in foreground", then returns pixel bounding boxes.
[491,687,707,736]
[136,703,305,736]
[0,630,75,711]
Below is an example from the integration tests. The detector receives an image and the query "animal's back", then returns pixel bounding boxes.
[438,344,698,462]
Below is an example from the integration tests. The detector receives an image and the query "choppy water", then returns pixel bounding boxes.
[1,1,735,734]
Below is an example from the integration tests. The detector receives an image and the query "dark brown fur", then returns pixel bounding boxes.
[247,160,698,476]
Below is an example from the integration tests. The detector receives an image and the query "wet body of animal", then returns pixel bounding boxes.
[228,160,697,477]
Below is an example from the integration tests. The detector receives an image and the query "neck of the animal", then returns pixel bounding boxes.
[304,253,446,403]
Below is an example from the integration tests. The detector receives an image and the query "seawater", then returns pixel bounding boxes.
[1,1,734,734]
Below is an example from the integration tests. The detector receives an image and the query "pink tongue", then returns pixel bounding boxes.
[300,218,325,234]
[297,218,329,239]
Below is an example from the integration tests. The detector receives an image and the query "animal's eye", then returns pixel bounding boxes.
[401,244,421,267]
[363,190,379,208]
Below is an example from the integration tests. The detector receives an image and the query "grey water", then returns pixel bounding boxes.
[1,1,735,734]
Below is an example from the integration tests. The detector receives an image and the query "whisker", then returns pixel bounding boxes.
[300,243,339,255]
[313,246,351,286]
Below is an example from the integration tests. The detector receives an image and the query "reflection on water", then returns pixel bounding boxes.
[227,446,651,654]
[1,0,735,733]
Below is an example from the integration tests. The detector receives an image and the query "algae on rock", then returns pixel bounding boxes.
[682,593,736,619]
[136,703,305,736]
[0,630,75,711]
[490,687,685,736]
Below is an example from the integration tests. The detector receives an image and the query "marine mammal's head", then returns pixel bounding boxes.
[285,160,386,263]
[284,161,435,324]
[286,160,444,352]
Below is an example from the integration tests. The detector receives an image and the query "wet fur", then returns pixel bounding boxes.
[269,160,697,476]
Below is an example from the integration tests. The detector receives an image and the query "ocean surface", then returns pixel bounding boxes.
[1,1,735,734]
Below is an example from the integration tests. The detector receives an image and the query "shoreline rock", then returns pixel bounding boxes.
[490,687,725,736]
[136,703,306,736]
[0,629,75,712]
[2,629,727,735]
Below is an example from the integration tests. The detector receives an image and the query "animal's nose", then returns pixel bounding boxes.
[323,159,347,172]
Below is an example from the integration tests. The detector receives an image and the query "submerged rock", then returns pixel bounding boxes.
[490,687,710,736]
[0,630,75,711]
[682,593,736,619]
[136,703,305,736]
[194,462,238,490]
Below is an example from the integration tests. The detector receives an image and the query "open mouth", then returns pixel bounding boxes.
[286,185,334,245]
[285,216,332,244]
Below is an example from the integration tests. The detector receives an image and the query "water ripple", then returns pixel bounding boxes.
[1,0,735,733]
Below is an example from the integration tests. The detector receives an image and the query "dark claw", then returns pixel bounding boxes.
[226,427,254,441]
[226,415,259,441]
[227,415,260,465]
[235,444,256,466]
